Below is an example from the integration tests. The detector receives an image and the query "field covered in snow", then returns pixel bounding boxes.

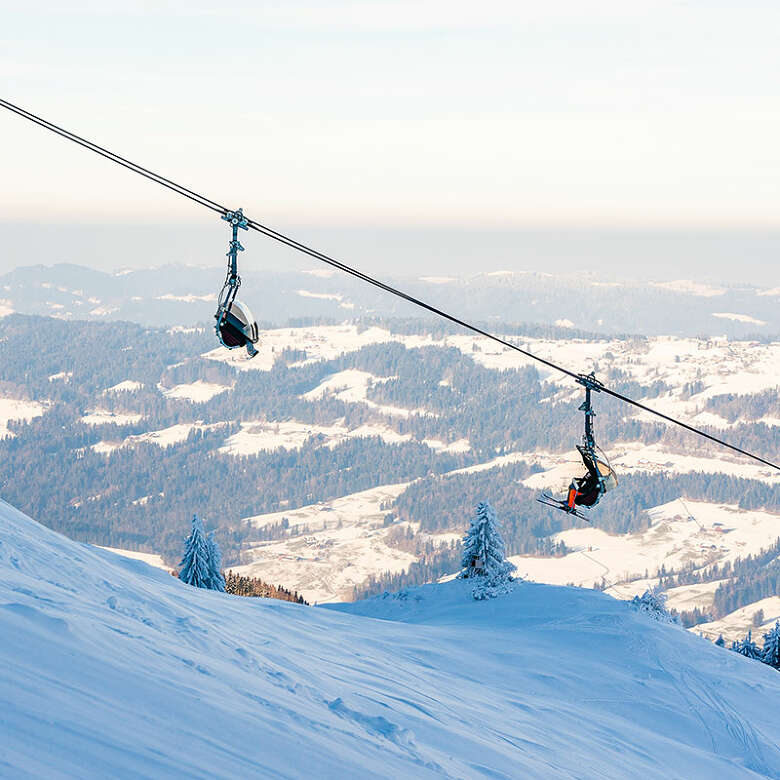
[237,482,421,603]
[695,597,780,645]
[220,419,415,455]
[98,545,172,572]
[0,397,48,438]
[514,499,780,589]
[80,409,145,426]
[92,422,227,454]
[159,380,232,403]
[505,495,780,644]
[4,497,780,779]
[234,485,780,610]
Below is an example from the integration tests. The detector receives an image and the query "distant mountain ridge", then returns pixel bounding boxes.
[2,262,778,337]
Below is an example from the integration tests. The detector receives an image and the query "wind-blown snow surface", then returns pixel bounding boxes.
[3,500,780,779]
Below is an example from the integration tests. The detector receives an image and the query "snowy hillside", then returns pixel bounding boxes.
[3,499,780,778]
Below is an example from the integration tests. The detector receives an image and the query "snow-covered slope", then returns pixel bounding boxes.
[3,499,780,779]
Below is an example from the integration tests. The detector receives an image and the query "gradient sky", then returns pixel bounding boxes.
[2,2,780,277]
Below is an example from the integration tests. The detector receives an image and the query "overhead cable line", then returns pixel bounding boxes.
[0,98,227,215]
[2,96,778,472]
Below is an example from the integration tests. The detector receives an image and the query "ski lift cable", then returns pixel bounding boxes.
[2,97,778,472]
[0,98,226,216]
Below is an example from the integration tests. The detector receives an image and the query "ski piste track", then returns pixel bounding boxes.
[4,497,780,779]
[1,96,778,476]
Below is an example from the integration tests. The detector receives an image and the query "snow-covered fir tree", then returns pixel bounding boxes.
[459,501,516,599]
[179,515,212,590]
[732,631,761,660]
[206,531,226,593]
[629,588,676,623]
[762,621,780,669]
[460,501,513,579]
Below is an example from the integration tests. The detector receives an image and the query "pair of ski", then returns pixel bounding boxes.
[536,493,592,522]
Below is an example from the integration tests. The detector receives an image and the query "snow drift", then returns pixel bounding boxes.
[1,499,780,779]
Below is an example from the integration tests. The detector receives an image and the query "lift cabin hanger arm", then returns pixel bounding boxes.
[576,372,603,454]
[223,208,248,282]
[214,209,260,358]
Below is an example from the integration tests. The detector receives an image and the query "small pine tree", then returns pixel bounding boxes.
[206,531,226,593]
[733,631,762,660]
[179,515,212,590]
[762,621,780,669]
[715,634,725,647]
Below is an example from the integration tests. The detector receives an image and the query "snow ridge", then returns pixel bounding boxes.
[3,499,780,778]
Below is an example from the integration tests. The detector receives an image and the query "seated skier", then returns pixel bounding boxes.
[537,373,618,519]
[565,446,604,511]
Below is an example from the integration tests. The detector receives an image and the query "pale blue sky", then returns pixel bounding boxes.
[2,1,780,277]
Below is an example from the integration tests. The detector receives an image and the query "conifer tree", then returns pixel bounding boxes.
[715,634,725,647]
[762,621,780,669]
[732,631,761,660]
[459,501,516,600]
[206,531,226,593]
[460,501,514,580]
[179,515,211,589]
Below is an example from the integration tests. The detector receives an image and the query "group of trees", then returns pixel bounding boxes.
[180,517,308,605]
[705,388,780,425]
[224,571,307,604]
[658,540,780,630]
[629,588,676,623]
[727,622,780,671]
[712,554,780,620]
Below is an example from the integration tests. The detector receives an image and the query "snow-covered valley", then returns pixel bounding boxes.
[515,499,780,590]
[236,481,453,604]
[0,309,777,649]
[4,497,780,778]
